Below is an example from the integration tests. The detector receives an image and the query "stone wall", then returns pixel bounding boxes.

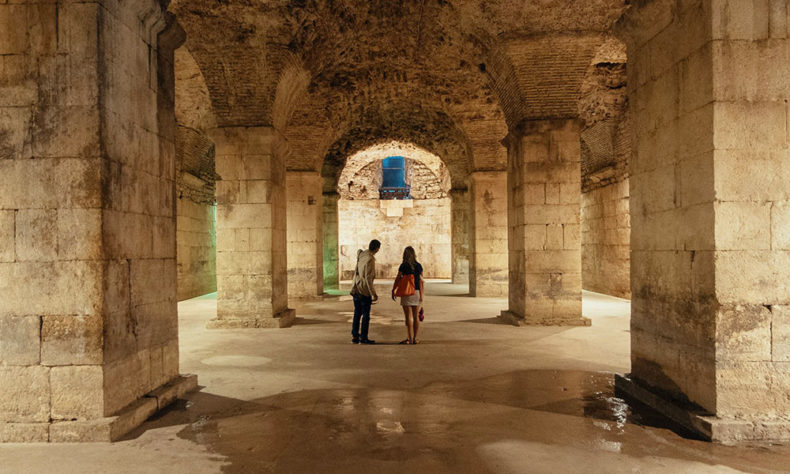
[338,199,451,280]
[322,193,340,289]
[469,171,508,297]
[581,179,630,299]
[0,0,185,441]
[450,189,472,285]
[621,0,790,437]
[286,172,323,299]
[177,198,216,300]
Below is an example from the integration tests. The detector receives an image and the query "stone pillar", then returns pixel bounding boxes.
[500,120,587,326]
[469,171,508,297]
[210,127,294,328]
[615,0,790,441]
[450,188,472,286]
[0,3,194,442]
[322,192,340,290]
[286,171,323,300]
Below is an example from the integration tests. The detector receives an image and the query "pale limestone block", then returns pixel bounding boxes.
[544,184,560,204]
[0,209,13,261]
[245,179,272,204]
[57,208,101,260]
[15,209,57,261]
[678,152,714,207]
[714,150,790,201]
[0,423,49,442]
[55,158,102,208]
[716,361,775,417]
[679,42,714,114]
[218,203,272,229]
[242,155,273,180]
[0,107,32,159]
[545,224,563,250]
[0,315,40,365]
[0,366,50,422]
[772,202,790,250]
[769,0,787,38]
[51,365,104,420]
[715,250,790,304]
[162,339,179,378]
[714,201,771,250]
[713,101,787,150]
[564,224,581,250]
[152,215,176,259]
[716,305,772,361]
[41,314,102,366]
[772,305,790,361]
[524,204,579,225]
[103,351,148,416]
[524,249,581,273]
[711,0,770,40]
[558,183,580,205]
[215,155,242,181]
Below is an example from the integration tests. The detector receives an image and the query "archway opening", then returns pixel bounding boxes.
[333,142,454,286]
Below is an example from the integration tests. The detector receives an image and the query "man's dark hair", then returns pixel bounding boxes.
[369,239,381,251]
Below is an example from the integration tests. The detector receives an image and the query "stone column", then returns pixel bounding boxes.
[322,192,340,290]
[210,127,295,328]
[469,171,508,297]
[450,188,472,286]
[500,120,588,326]
[615,0,790,442]
[0,4,194,442]
[286,171,323,300]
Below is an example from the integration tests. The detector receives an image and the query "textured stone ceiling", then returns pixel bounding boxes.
[169,0,628,188]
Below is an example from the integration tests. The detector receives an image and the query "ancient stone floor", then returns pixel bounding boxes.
[3,283,790,473]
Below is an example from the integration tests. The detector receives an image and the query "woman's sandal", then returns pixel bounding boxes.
[399,339,411,344]
[411,339,419,345]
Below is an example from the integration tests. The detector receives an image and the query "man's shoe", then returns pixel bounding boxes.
[352,338,360,344]
[360,339,376,344]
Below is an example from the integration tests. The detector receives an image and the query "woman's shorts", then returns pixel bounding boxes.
[400,290,421,307]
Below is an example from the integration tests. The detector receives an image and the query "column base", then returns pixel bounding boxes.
[498,310,591,326]
[0,374,198,443]
[615,374,790,443]
[207,308,296,329]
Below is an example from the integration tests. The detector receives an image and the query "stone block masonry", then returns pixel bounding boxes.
[502,120,588,326]
[0,0,195,442]
[287,171,323,300]
[177,197,217,300]
[338,198,451,280]
[469,171,508,297]
[322,192,340,290]
[615,0,790,442]
[209,126,294,328]
[581,178,630,299]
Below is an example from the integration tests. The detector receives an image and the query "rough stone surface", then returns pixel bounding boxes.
[339,199,451,280]
[469,171,508,297]
[505,120,585,324]
[620,0,790,433]
[177,197,217,301]
[287,172,323,299]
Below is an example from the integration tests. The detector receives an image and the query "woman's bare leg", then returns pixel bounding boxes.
[411,306,420,343]
[402,305,412,343]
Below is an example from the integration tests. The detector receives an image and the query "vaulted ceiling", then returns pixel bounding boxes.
[170,0,629,189]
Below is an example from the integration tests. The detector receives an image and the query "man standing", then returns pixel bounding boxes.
[350,239,380,344]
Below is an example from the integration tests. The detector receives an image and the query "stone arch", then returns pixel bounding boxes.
[337,141,452,200]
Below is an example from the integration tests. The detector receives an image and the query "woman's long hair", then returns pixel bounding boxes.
[402,246,417,270]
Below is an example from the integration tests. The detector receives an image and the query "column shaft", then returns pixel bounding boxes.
[286,171,323,299]
[502,119,587,326]
[210,126,294,328]
[469,171,508,297]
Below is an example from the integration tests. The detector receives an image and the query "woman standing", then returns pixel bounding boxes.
[392,246,424,344]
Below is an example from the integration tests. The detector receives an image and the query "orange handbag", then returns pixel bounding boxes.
[394,274,415,297]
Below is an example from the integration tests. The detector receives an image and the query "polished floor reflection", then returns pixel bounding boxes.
[2,283,789,473]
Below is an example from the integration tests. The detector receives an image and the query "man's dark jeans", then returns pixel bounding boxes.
[351,294,372,340]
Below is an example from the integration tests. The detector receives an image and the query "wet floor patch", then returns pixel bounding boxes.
[132,370,790,473]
